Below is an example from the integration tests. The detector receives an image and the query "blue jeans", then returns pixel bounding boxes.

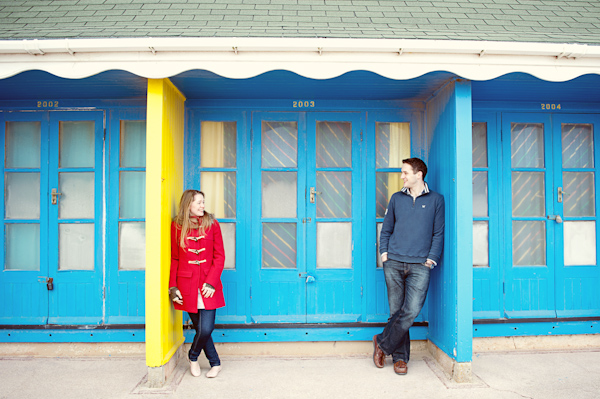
[187,309,220,367]
[377,260,430,364]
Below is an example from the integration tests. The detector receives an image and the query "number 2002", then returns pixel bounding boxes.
[293,101,315,108]
[37,101,59,108]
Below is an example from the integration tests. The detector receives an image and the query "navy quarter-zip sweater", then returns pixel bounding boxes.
[379,185,445,265]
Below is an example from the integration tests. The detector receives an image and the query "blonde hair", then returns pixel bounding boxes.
[174,190,214,249]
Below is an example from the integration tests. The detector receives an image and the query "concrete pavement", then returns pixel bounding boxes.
[1,346,600,399]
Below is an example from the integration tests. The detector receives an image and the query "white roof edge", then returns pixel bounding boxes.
[0,37,599,82]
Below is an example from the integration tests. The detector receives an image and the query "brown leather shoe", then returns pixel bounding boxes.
[393,360,407,375]
[372,335,385,368]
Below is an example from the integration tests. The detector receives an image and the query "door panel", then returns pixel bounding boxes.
[0,114,49,324]
[502,114,556,318]
[306,114,362,322]
[48,112,104,324]
[250,112,363,323]
[251,113,307,322]
[553,114,600,317]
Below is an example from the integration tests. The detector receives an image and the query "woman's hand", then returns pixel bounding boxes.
[169,287,183,305]
[201,283,215,298]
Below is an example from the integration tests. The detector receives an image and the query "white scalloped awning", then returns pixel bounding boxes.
[1,37,600,82]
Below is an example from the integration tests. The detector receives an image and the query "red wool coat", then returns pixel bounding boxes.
[169,219,226,313]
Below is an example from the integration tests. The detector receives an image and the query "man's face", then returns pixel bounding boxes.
[401,163,422,189]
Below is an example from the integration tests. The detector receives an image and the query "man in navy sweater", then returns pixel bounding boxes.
[373,157,445,375]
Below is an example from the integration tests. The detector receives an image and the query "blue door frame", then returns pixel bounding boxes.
[474,110,600,320]
[1,110,104,325]
[186,107,429,327]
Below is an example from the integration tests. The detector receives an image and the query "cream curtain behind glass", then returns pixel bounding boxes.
[387,122,411,194]
[201,122,225,218]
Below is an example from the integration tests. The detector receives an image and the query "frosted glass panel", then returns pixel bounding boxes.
[564,221,596,266]
[262,223,296,269]
[513,221,545,266]
[262,121,297,168]
[60,121,94,168]
[120,171,146,219]
[563,172,595,217]
[59,172,94,219]
[201,121,237,168]
[120,120,146,167]
[316,121,351,168]
[221,223,236,270]
[472,122,488,168]
[5,224,39,270]
[376,172,403,218]
[511,123,544,168]
[512,172,545,217]
[317,222,352,269]
[201,172,236,218]
[317,171,351,218]
[376,122,410,168]
[473,171,488,217]
[5,172,40,219]
[59,223,94,270]
[5,121,41,168]
[376,222,383,268]
[119,222,145,270]
[262,172,296,218]
[562,124,593,169]
[473,221,489,267]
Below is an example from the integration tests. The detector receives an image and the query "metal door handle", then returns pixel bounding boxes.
[547,215,563,223]
[51,188,62,205]
[558,187,566,203]
[309,187,322,203]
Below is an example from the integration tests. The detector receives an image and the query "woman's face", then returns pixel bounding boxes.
[189,193,205,217]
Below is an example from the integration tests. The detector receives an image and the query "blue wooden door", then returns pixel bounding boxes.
[251,112,308,322]
[502,113,600,318]
[305,113,363,322]
[47,112,104,324]
[502,113,557,318]
[552,114,600,317]
[0,111,104,325]
[250,112,363,323]
[0,112,50,324]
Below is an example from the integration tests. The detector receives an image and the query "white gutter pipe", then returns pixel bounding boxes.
[0,37,599,81]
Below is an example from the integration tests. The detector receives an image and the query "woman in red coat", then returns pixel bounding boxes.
[169,189,225,378]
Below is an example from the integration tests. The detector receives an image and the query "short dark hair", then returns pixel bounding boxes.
[402,157,427,179]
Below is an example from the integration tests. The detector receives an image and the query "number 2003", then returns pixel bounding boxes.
[293,101,315,108]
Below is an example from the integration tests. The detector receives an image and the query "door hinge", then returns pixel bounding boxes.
[103,287,106,300]
[249,286,252,299]
[360,129,363,142]
[502,282,505,295]
[361,286,363,297]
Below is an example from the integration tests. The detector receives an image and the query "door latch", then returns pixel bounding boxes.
[309,187,322,203]
[299,273,316,283]
[51,188,62,205]
[547,215,563,224]
[46,277,54,290]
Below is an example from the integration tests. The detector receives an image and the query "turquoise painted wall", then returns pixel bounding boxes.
[425,79,473,363]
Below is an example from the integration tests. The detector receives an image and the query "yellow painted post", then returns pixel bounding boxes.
[145,78,186,386]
